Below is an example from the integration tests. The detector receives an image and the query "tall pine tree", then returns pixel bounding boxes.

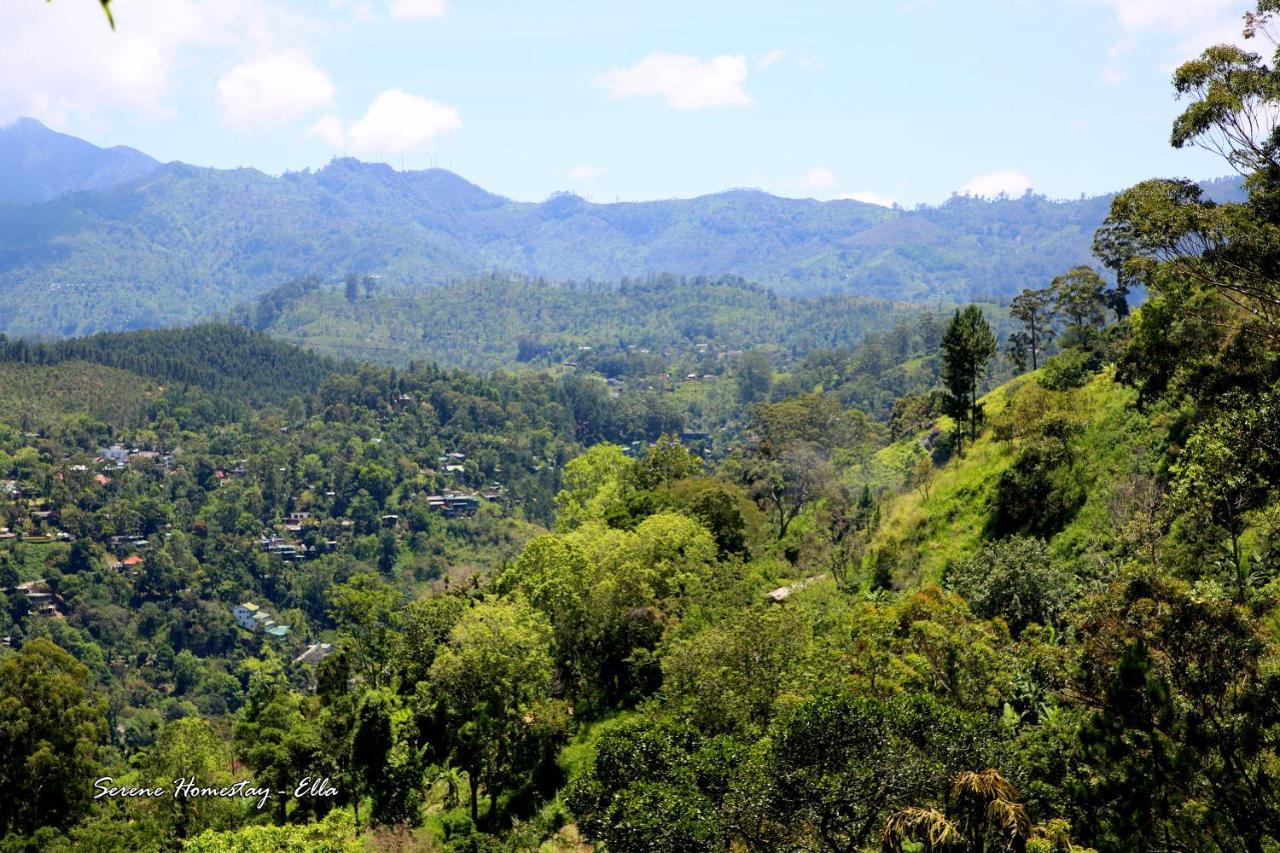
[940,306,997,454]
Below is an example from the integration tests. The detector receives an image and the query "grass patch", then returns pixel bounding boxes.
[864,368,1161,585]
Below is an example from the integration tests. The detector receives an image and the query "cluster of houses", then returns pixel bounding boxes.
[424,492,483,519]
[97,445,175,472]
[1,507,75,543]
[210,462,249,484]
[232,602,291,638]
[437,451,468,477]
[258,534,307,561]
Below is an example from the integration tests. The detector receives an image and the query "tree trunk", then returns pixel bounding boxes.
[469,773,479,825]
[970,378,979,440]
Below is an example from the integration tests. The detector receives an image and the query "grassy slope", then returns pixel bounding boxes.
[864,367,1163,584]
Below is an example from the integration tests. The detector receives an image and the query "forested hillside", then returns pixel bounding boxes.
[8,2,1280,851]
[238,273,999,370]
[0,122,1241,338]
[0,324,346,407]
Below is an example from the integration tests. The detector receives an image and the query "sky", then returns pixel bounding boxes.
[0,0,1261,206]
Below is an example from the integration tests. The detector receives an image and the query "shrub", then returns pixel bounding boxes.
[989,438,1085,539]
[1039,349,1094,391]
[945,536,1076,635]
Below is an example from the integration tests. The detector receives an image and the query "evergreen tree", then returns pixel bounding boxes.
[940,306,997,452]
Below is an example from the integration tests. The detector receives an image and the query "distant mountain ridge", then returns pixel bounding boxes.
[0,119,1247,339]
[0,117,159,204]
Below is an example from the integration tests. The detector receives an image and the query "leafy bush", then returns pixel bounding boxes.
[945,536,1076,634]
[989,438,1085,538]
[1039,348,1093,391]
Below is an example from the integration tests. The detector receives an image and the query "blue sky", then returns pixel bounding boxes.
[0,0,1255,205]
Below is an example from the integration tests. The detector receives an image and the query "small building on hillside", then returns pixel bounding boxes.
[425,493,482,519]
[99,446,130,467]
[293,643,333,666]
[233,601,291,638]
[14,580,63,616]
[233,602,261,630]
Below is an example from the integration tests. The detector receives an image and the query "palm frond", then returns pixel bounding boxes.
[952,768,1020,804]
[987,797,1032,839]
[882,807,968,852]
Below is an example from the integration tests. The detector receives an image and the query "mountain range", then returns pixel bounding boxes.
[0,117,158,204]
[0,118,1245,339]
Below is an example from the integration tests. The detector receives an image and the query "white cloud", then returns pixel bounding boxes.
[308,114,346,149]
[389,0,448,19]
[217,51,334,129]
[757,48,787,70]
[1079,0,1254,78]
[1100,64,1127,85]
[1163,16,1258,72]
[330,0,378,23]
[959,170,1033,198]
[841,190,895,207]
[802,166,837,189]
[596,52,751,111]
[0,0,313,127]
[568,164,602,181]
[1081,0,1238,36]
[345,89,461,156]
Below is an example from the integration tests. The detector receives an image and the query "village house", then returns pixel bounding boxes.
[233,602,291,637]
[424,492,482,518]
[293,642,334,691]
[13,580,64,616]
[233,602,261,630]
[99,445,130,467]
[259,534,303,561]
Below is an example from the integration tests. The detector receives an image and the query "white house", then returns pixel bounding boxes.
[233,601,291,638]
[233,602,261,630]
[99,445,130,467]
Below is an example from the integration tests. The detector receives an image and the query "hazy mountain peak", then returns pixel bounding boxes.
[0,117,159,204]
